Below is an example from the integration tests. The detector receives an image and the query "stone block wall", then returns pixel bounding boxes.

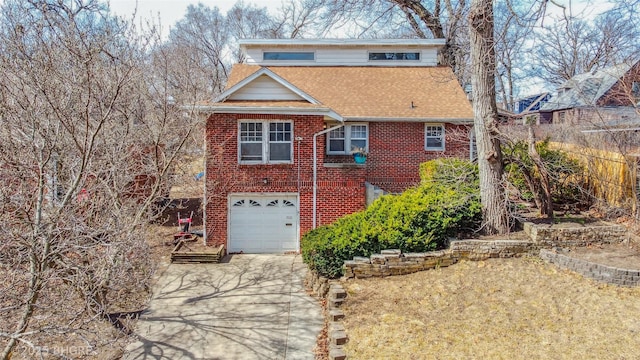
[523,222,627,247]
[343,249,457,279]
[540,249,640,286]
[450,239,539,260]
[340,222,632,282]
[343,240,540,279]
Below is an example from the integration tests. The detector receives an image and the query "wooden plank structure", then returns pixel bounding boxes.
[171,241,225,263]
[549,142,638,209]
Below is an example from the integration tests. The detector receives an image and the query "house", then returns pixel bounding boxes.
[538,60,640,126]
[515,92,552,114]
[198,39,474,253]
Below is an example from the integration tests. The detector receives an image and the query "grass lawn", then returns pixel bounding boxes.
[341,257,640,359]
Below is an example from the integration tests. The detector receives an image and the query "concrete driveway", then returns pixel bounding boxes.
[124,254,323,360]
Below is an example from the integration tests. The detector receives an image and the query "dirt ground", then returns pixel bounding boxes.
[341,256,640,360]
[569,240,640,269]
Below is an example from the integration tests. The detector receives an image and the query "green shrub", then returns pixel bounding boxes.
[302,158,482,278]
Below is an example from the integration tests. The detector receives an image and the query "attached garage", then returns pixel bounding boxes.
[228,194,299,253]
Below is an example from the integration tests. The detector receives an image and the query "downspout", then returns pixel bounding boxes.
[313,124,344,229]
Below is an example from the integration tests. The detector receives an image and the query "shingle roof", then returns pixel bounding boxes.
[222,64,473,121]
[540,63,633,111]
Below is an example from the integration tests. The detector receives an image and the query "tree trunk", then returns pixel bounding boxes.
[469,0,509,234]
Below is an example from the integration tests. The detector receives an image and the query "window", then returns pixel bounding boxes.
[369,52,420,61]
[557,111,566,124]
[239,121,292,164]
[263,52,314,61]
[469,128,477,161]
[327,124,369,155]
[425,124,445,151]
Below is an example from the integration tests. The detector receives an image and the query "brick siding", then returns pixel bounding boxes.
[205,113,471,248]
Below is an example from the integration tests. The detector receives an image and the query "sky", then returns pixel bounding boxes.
[107,0,616,39]
[108,0,281,34]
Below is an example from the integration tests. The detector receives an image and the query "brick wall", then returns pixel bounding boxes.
[205,113,366,247]
[365,122,471,193]
[598,61,640,107]
[205,114,471,248]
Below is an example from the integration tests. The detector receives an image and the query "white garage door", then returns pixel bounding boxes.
[228,194,298,253]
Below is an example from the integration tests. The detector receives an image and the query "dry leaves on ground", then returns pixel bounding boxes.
[342,257,640,360]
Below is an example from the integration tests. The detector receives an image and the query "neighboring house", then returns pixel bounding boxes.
[199,39,474,253]
[514,92,552,114]
[508,92,553,125]
[538,60,640,126]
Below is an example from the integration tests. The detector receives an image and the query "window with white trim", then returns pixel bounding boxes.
[424,124,445,151]
[326,124,368,155]
[239,121,292,163]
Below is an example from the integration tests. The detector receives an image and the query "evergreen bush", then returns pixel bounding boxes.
[302,158,482,278]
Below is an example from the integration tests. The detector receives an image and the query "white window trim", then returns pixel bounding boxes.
[238,120,293,164]
[424,123,445,151]
[326,123,369,155]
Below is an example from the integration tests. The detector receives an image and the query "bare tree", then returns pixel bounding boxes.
[0,0,201,357]
[167,3,230,96]
[533,9,640,85]
[226,1,283,62]
[469,0,509,234]
[494,1,537,111]
[319,0,471,83]
[275,0,331,38]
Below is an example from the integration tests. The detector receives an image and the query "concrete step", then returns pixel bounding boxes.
[329,309,345,321]
[329,321,345,333]
[329,346,347,360]
[330,330,348,346]
[328,296,345,309]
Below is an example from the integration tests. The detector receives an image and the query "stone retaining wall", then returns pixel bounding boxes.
[540,249,640,286]
[523,222,627,246]
[343,240,539,279]
[450,239,539,260]
[340,222,631,281]
[343,249,456,279]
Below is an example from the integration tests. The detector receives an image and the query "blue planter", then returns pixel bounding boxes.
[353,153,367,164]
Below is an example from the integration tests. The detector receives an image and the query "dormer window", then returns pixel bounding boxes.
[263,52,314,61]
[369,52,420,61]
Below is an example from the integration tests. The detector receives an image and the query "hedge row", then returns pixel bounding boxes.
[301,159,482,278]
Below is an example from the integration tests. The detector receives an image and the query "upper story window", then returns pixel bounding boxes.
[425,124,445,151]
[239,121,292,164]
[369,52,420,61]
[263,52,315,61]
[327,124,368,155]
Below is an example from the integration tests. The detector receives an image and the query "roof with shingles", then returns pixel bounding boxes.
[540,62,634,111]
[220,64,473,121]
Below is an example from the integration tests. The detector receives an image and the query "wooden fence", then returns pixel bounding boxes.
[548,142,639,209]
